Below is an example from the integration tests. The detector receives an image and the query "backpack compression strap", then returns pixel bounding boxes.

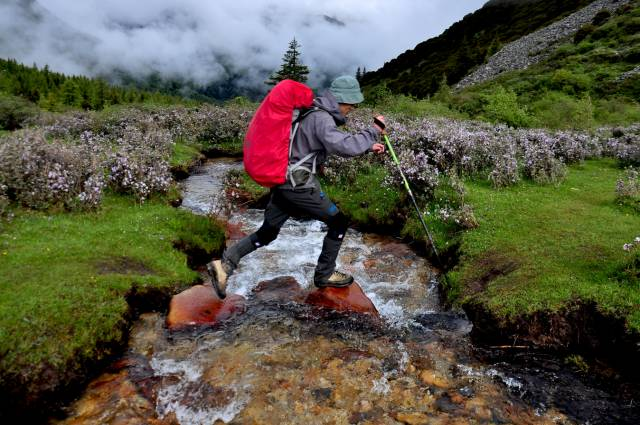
[287,107,319,188]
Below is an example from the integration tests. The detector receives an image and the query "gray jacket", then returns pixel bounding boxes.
[281,90,380,189]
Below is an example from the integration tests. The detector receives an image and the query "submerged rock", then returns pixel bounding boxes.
[166,285,246,330]
[251,276,305,303]
[305,282,379,316]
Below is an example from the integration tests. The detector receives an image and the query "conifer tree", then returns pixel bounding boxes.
[266,38,310,86]
[356,67,362,82]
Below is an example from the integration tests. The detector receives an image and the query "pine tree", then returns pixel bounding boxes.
[356,67,362,82]
[266,38,310,86]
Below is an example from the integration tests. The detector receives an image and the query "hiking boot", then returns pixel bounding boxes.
[206,259,233,299]
[314,270,354,288]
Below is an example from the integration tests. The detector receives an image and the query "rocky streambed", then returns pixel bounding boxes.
[55,159,640,424]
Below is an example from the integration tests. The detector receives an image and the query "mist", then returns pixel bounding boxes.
[0,0,487,95]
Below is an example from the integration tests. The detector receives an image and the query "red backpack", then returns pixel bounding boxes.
[243,80,315,187]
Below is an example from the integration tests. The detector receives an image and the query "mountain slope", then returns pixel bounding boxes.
[457,0,633,88]
[361,0,595,98]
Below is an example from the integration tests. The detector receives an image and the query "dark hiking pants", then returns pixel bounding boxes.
[222,179,349,284]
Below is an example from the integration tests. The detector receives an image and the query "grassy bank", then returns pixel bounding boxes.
[447,159,640,332]
[0,193,224,413]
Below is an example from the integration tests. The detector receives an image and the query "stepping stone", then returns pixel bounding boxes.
[166,285,245,330]
[251,276,305,303]
[305,282,379,316]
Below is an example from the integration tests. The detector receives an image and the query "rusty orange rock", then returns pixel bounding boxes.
[166,285,245,330]
[305,282,379,316]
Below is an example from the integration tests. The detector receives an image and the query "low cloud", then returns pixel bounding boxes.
[1,0,487,94]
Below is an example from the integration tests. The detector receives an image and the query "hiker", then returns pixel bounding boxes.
[208,75,386,299]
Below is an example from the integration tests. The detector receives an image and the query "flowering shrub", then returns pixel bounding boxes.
[0,183,9,218]
[616,167,640,212]
[618,236,640,285]
[519,131,567,184]
[623,236,640,253]
[0,131,104,210]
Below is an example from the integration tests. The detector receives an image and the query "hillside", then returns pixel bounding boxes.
[0,58,197,130]
[447,0,640,129]
[360,0,595,97]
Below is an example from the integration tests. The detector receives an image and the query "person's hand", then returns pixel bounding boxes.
[374,115,386,135]
[372,143,385,154]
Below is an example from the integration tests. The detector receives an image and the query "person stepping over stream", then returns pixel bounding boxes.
[207,75,387,299]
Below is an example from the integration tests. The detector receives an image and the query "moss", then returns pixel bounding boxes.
[0,193,225,414]
[447,160,640,332]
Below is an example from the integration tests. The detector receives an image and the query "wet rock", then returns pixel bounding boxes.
[435,394,460,413]
[458,386,474,398]
[311,388,332,402]
[305,282,379,316]
[251,276,305,303]
[333,348,371,362]
[419,370,450,389]
[394,411,430,425]
[166,285,246,330]
[181,382,235,408]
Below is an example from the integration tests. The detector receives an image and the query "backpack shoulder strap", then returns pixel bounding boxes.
[287,106,320,187]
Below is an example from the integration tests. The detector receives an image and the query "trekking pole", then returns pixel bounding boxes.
[381,132,442,267]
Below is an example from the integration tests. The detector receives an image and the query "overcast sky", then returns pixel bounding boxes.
[1,0,487,90]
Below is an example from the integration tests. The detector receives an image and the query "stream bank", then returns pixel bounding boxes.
[53,158,640,424]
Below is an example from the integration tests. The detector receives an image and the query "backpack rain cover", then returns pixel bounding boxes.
[243,79,314,187]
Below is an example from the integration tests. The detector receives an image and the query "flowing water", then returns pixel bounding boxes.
[57,159,639,425]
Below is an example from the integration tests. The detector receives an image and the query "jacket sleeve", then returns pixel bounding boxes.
[314,113,380,157]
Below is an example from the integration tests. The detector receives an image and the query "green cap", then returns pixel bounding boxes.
[329,75,364,104]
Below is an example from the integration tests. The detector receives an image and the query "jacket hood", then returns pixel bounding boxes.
[313,90,346,126]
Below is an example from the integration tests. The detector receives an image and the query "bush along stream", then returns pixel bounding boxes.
[0,104,638,423]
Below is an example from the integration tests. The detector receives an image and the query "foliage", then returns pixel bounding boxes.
[451,160,640,331]
[481,86,533,128]
[0,103,255,210]
[265,38,310,86]
[0,130,104,210]
[616,167,640,212]
[361,0,594,97]
[0,58,190,113]
[0,92,40,130]
[0,193,225,409]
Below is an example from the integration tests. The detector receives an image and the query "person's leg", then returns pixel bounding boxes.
[314,211,350,285]
[277,182,351,286]
[208,191,289,298]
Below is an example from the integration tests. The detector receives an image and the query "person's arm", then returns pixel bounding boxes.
[314,113,380,157]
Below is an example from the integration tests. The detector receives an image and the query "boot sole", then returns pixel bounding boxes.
[314,276,354,288]
[206,261,227,299]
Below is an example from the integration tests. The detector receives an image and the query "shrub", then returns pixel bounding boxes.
[519,131,567,185]
[548,69,592,95]
[0,93,40,130]
[592,10,612,26]
[0,131,104,210]
[617,236,640,286]
[574,23,596,44]
[0,183,9,218]
[481,86,533,128]
[489,144,520,188]
[530,91,595,129]
[616,168,640,212]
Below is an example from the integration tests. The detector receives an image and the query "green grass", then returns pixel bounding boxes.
[170,138,204,172]
[447,159,640,331]
[0,193,224,383]
[322,165,402,228]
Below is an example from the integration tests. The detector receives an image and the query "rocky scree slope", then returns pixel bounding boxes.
[456,0,633,88]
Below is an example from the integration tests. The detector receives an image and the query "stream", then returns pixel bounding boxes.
[57,159,639,425]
